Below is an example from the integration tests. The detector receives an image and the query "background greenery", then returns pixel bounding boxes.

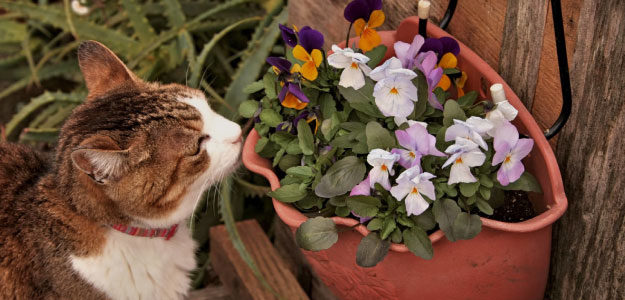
[0,0,285,289]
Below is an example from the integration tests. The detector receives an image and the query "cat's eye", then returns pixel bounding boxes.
[193,135,210,156]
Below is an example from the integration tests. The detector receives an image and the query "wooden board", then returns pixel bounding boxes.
[210,219,309,300]
[548,0,625,298]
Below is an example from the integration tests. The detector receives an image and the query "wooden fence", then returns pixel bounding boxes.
[288,0,624,298]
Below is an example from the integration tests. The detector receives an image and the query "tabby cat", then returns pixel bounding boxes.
[0,41,242,299]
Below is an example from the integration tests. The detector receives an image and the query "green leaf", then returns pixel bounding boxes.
[314,156,366,198]
[319,93,337,119]
[479,174,494,188]
[457,91,478,107]
[433,198,461,242]
[391,228,403,243]
[443,68,461,75]
[403,227,433,259]
[222,7,288,119]
[346,195,381,218]
[338,78,384,118]
[365,45,387,68]
[476,198,494,215]
[479,186,491,200]
[279,154,301,172]
[0,20,27,44]
[263,72,278,99]
[443,100,466,127]
[254,137,269,153]
[328,195,347,207]
[267,184,307,203]
[452,212,482,240]
[259,109,282,127]
[366,218,383,231]
[286,138,303,154]
[397,214,415,227]
[411,209,436,231]
[243,81,264,94]
[365,121,396,151]
[297,119,315,155]
[121,0,157,43]
[380,217,396,240]
[335,206,351,217]
[286,166,314,179]
[321,112,341,141]
[295,217,339,251]
[356,232,390,268]
[238,100,259,118]
[459,182,480,197]
[496,172,542,193]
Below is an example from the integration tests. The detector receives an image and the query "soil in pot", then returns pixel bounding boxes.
[488,191,536,223]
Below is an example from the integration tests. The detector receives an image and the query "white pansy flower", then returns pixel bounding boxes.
[390,166,436,216]
[442,137,486,184]
[327,45,372,90]
[366,149,400,190]
[486,100,518,136]
[445,117,493,150]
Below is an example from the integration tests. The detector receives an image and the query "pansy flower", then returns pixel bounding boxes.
[485,100,518,136]
[442,137,486,184]
[391,122,445,169]
[344,0,384,51]
[419,36,460,57]
[394,35,425,69]
[415,51,444,110]
[366,149,400,190]
[327,45,372,89]
[436,53,458,91]
[292,26,324,81]
[492,122,534,186]
[350,177,373,223]
[267,57,309,110]
[390,166,436,216]
[445,117,493,150]
[279,24,298,47]
[369,57,419,120]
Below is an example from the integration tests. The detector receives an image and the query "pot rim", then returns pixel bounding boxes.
[242,18,567,253]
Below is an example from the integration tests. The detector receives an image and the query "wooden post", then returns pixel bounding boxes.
[547,0,625,298]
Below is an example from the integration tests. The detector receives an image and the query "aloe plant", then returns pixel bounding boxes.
[0,0,286,291]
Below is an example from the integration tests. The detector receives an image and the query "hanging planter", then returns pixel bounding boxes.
[242,1,568,299]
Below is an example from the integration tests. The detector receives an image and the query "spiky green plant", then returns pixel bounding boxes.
[0,0,286,291]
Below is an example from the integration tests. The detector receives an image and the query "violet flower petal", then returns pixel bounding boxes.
[279,24,298,47]
[287,83,310,103]
[298,27,324,53]
[440,36,460,56]
[266,57,292,73]
[278,84,289,102]
[419,38,443,57]
[344,0,371,23]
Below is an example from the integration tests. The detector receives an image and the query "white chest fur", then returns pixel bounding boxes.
[71,225,196,300]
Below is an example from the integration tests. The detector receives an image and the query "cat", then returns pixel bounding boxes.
[0,40,242,300]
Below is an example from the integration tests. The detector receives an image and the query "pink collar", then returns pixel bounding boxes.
[110,224,179,240]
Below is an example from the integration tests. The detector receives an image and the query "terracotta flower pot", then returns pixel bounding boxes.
[242,17,567,300]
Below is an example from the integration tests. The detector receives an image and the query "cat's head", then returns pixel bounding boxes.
[57,41,241,227]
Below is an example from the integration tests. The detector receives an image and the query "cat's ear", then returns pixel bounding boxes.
[77,40,139,100]
[71,135,131,184]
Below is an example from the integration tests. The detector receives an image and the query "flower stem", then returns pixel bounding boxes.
[345,22,353,49]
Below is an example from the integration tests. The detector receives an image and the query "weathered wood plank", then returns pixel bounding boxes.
[272,218,339,300]
[548,0,625,298]
[498,1,548,108]
[188,285,231,300]
[531,0,581,145]
[210,219,309,300]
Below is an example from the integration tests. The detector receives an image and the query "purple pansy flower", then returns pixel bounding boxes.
[418,36,460,58]
[350,177,373,223]
[279,24,298,47]
[266,57,310,108]
[344,0,382,23]
[391,122,445,169]
[297,26,324,53]
[394,35,425,69]
[415,51,444,110]
[491,121,534,186]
